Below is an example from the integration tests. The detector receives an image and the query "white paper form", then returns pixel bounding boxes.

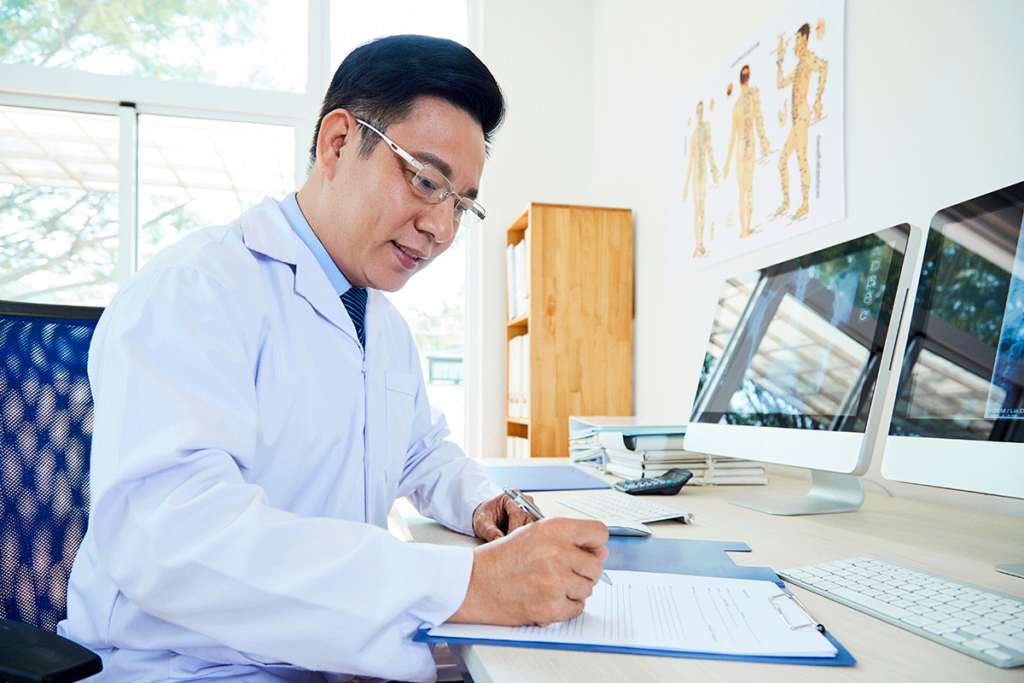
[429,570,837,658]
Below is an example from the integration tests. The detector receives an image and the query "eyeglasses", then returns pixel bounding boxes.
[356,119,486,236]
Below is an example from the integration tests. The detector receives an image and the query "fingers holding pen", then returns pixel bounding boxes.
[472,490,539,541]
[449,517,611,627]
[501,489,536,532]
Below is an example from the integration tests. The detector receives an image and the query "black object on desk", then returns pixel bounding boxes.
[614,468,693,495]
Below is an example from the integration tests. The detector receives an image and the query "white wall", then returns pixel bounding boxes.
[469,0,596,458]
[475,0,1024,515]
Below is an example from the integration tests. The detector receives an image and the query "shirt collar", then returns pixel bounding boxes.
[279,192,354,297]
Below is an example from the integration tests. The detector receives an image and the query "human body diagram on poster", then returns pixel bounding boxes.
[674,3,845,272]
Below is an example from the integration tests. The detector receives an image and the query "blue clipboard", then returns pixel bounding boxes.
[416,538,856,666]
[482,464,610,491]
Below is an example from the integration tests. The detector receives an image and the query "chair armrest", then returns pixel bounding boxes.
[0,619,102,683]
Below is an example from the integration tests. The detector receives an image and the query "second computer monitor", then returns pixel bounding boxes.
[879,183,1023,580]
[685,224,924,515]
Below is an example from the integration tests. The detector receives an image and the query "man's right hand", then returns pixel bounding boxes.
[447,517,610,627]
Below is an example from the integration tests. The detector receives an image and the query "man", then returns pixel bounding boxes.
[58,35,609,683]
[722,65,771,238]
[682,101,718,257]
[775,22,828,220]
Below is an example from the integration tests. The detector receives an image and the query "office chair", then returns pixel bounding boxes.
[0,300,104,683]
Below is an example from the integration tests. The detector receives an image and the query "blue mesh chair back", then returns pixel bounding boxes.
[0,301,103,634]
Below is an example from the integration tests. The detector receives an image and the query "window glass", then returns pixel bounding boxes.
[1,0,307,93]
[0,105,119,305]
[137,114,296,266]
[388,230,467,448]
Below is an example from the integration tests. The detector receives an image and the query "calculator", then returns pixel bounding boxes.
[613,468,693,495]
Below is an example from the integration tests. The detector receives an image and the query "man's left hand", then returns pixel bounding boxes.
[472,491,536,541]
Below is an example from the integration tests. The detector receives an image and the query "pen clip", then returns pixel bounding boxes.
[770,592,826,634]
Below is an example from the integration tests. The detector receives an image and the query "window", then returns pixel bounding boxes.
[137,114,296,265]
[3,0,308,92]
[1,0,472,447]
[0,105,121,303]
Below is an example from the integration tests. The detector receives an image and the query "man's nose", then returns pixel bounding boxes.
[418,198,457,244]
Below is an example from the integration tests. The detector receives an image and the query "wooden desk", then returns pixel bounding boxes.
[392,465,1024,683]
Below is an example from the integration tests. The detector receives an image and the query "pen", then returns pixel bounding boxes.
[502,487,612,586]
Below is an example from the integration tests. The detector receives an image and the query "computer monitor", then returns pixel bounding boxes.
[879,182,1024,578]
[685,224,925,515]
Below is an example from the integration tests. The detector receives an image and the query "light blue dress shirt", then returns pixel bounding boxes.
[279,192,354,297]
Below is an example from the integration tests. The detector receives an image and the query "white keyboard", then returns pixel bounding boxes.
[556,490,693,524]
[779,557,1024,668]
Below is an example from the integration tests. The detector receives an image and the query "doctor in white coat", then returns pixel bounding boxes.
[59,35,609,682]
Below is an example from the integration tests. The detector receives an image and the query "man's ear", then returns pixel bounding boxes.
[316,109,358,180]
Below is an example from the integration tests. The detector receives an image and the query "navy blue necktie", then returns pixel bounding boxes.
[340,286,367,347]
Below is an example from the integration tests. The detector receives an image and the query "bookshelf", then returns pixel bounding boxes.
[505,203,633,458]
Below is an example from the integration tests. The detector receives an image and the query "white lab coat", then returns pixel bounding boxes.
[58,197,501,683]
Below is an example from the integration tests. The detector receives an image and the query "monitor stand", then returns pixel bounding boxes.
[730,470,865,515]
[996,564,1024,580]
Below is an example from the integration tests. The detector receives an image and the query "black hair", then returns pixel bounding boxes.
[798,23,811,40]
[739,65,750,85]
[309,34,505,167]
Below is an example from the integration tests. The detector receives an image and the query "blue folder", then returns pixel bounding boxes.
[482,464,610,491]
[416,537,856,666]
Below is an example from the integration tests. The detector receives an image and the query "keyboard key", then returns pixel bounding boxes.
[986,649,1014,663]
[961,624,994,637]
[830,587,913,619]
[940,618,972,629]
[963,638,1000,652]
[986,632,1024,654]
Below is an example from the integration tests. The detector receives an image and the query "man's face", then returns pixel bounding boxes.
[321,96,486,292]
[795,32,808,56]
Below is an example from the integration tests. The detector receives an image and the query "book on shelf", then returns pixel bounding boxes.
[506,227,530,319]
[507,435,530,459]
[505,243,517,318]
[507,333,530,419]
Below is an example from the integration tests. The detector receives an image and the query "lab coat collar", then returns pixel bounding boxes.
[239,197,363,344]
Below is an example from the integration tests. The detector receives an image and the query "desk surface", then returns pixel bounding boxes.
[392,462,1024,683]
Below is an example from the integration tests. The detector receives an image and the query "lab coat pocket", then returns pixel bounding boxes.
[383,370,418,483]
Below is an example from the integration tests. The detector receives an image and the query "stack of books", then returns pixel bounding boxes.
[568,428,607,472]
[599,431,767,486]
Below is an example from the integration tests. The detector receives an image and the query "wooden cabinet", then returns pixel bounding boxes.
[505,203,633,458]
